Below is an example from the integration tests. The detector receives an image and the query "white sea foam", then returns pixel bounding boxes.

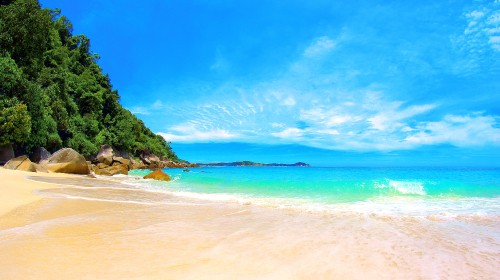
[29,175,500,221]
[375,179,427,195]
[118,177,500,219]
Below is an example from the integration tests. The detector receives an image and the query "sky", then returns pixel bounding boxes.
[40,0,500,166]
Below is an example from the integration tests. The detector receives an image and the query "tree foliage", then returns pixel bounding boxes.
[0,0,178,160]
[0,97,30,145]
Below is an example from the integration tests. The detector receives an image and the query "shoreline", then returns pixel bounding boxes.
[0,168,498,279]
[0,168,84,217]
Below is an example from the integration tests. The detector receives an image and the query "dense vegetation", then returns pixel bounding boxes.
[0,0,178,160]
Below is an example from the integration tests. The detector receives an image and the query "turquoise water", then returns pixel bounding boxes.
[129,167,500,204]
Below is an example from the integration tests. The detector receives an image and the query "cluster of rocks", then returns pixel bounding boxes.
[89,145,197,176]
[4,148,90,174]
[90,144,131,176]
[136,150,197,169]
[1,144,197,179]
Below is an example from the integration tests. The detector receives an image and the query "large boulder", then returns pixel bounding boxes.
[96,144,114,165]
[0,144,14,165]
[43,148,90,174]
[143,169,170,181]
[4,155,36,172]
[31,147,51,164]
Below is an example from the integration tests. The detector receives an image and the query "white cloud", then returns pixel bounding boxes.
[158,123,239,143]
[461,5,500,53]
[282,96,296,106]
[152,100,164,110]
[129,106,150,115]
[404,114,500,147]
[304,36,336,57]
[468,10,485,19]
[325,115,354,126]
[368,104,436,131]
[271,128,304,138]
[159,130,237,143]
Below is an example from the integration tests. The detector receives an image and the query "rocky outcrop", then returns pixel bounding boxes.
[113,156,130,166]
[43,148,90,174]
[140,150,160,165]
[130,158,147,170]
[91,145,132,175]
[1,141,191,175]
[31,147,51,164]
[0,144,14,165]
[94,163,128,176]
[143,169,171,181]
[96,144,114,165]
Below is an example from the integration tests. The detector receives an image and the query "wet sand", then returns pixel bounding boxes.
[0,168,498,279]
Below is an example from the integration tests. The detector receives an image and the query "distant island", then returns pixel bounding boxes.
[197,161,310,167]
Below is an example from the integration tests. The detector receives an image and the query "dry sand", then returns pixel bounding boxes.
[0,168,78,217]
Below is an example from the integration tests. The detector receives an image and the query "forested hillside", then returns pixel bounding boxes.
[0,0,178,160]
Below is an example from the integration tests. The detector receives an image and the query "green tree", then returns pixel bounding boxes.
[0,97,31,146]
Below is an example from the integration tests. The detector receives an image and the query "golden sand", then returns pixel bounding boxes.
[0,168,498,279]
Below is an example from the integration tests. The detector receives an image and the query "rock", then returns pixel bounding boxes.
[94,164,128,176]
[183,168,190,172]
[131,159,147,170]
[17,159,37,172]
[140,150,160,165]
[86,161,93,172]
[32,163,49,173]
[87,173,97,179]
[115,150,131,159]
[96,144,114,165]
[112,164,128,175]
[31,147,51,164]
[0,144,14,165]
[96,163,108,169]
[113,156,130,166]
[43,148,90,174]
[4,155,28,170]
[4,155,36,172]
[143,169,170,181]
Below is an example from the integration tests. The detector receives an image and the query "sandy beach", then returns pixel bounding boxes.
[0,167,498,279]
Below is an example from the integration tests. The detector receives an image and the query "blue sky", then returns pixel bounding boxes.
[41,0,499,166]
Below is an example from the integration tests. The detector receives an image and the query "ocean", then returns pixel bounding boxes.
[125,166,500,217]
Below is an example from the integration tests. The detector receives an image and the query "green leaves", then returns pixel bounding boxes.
[0,97,31,146]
